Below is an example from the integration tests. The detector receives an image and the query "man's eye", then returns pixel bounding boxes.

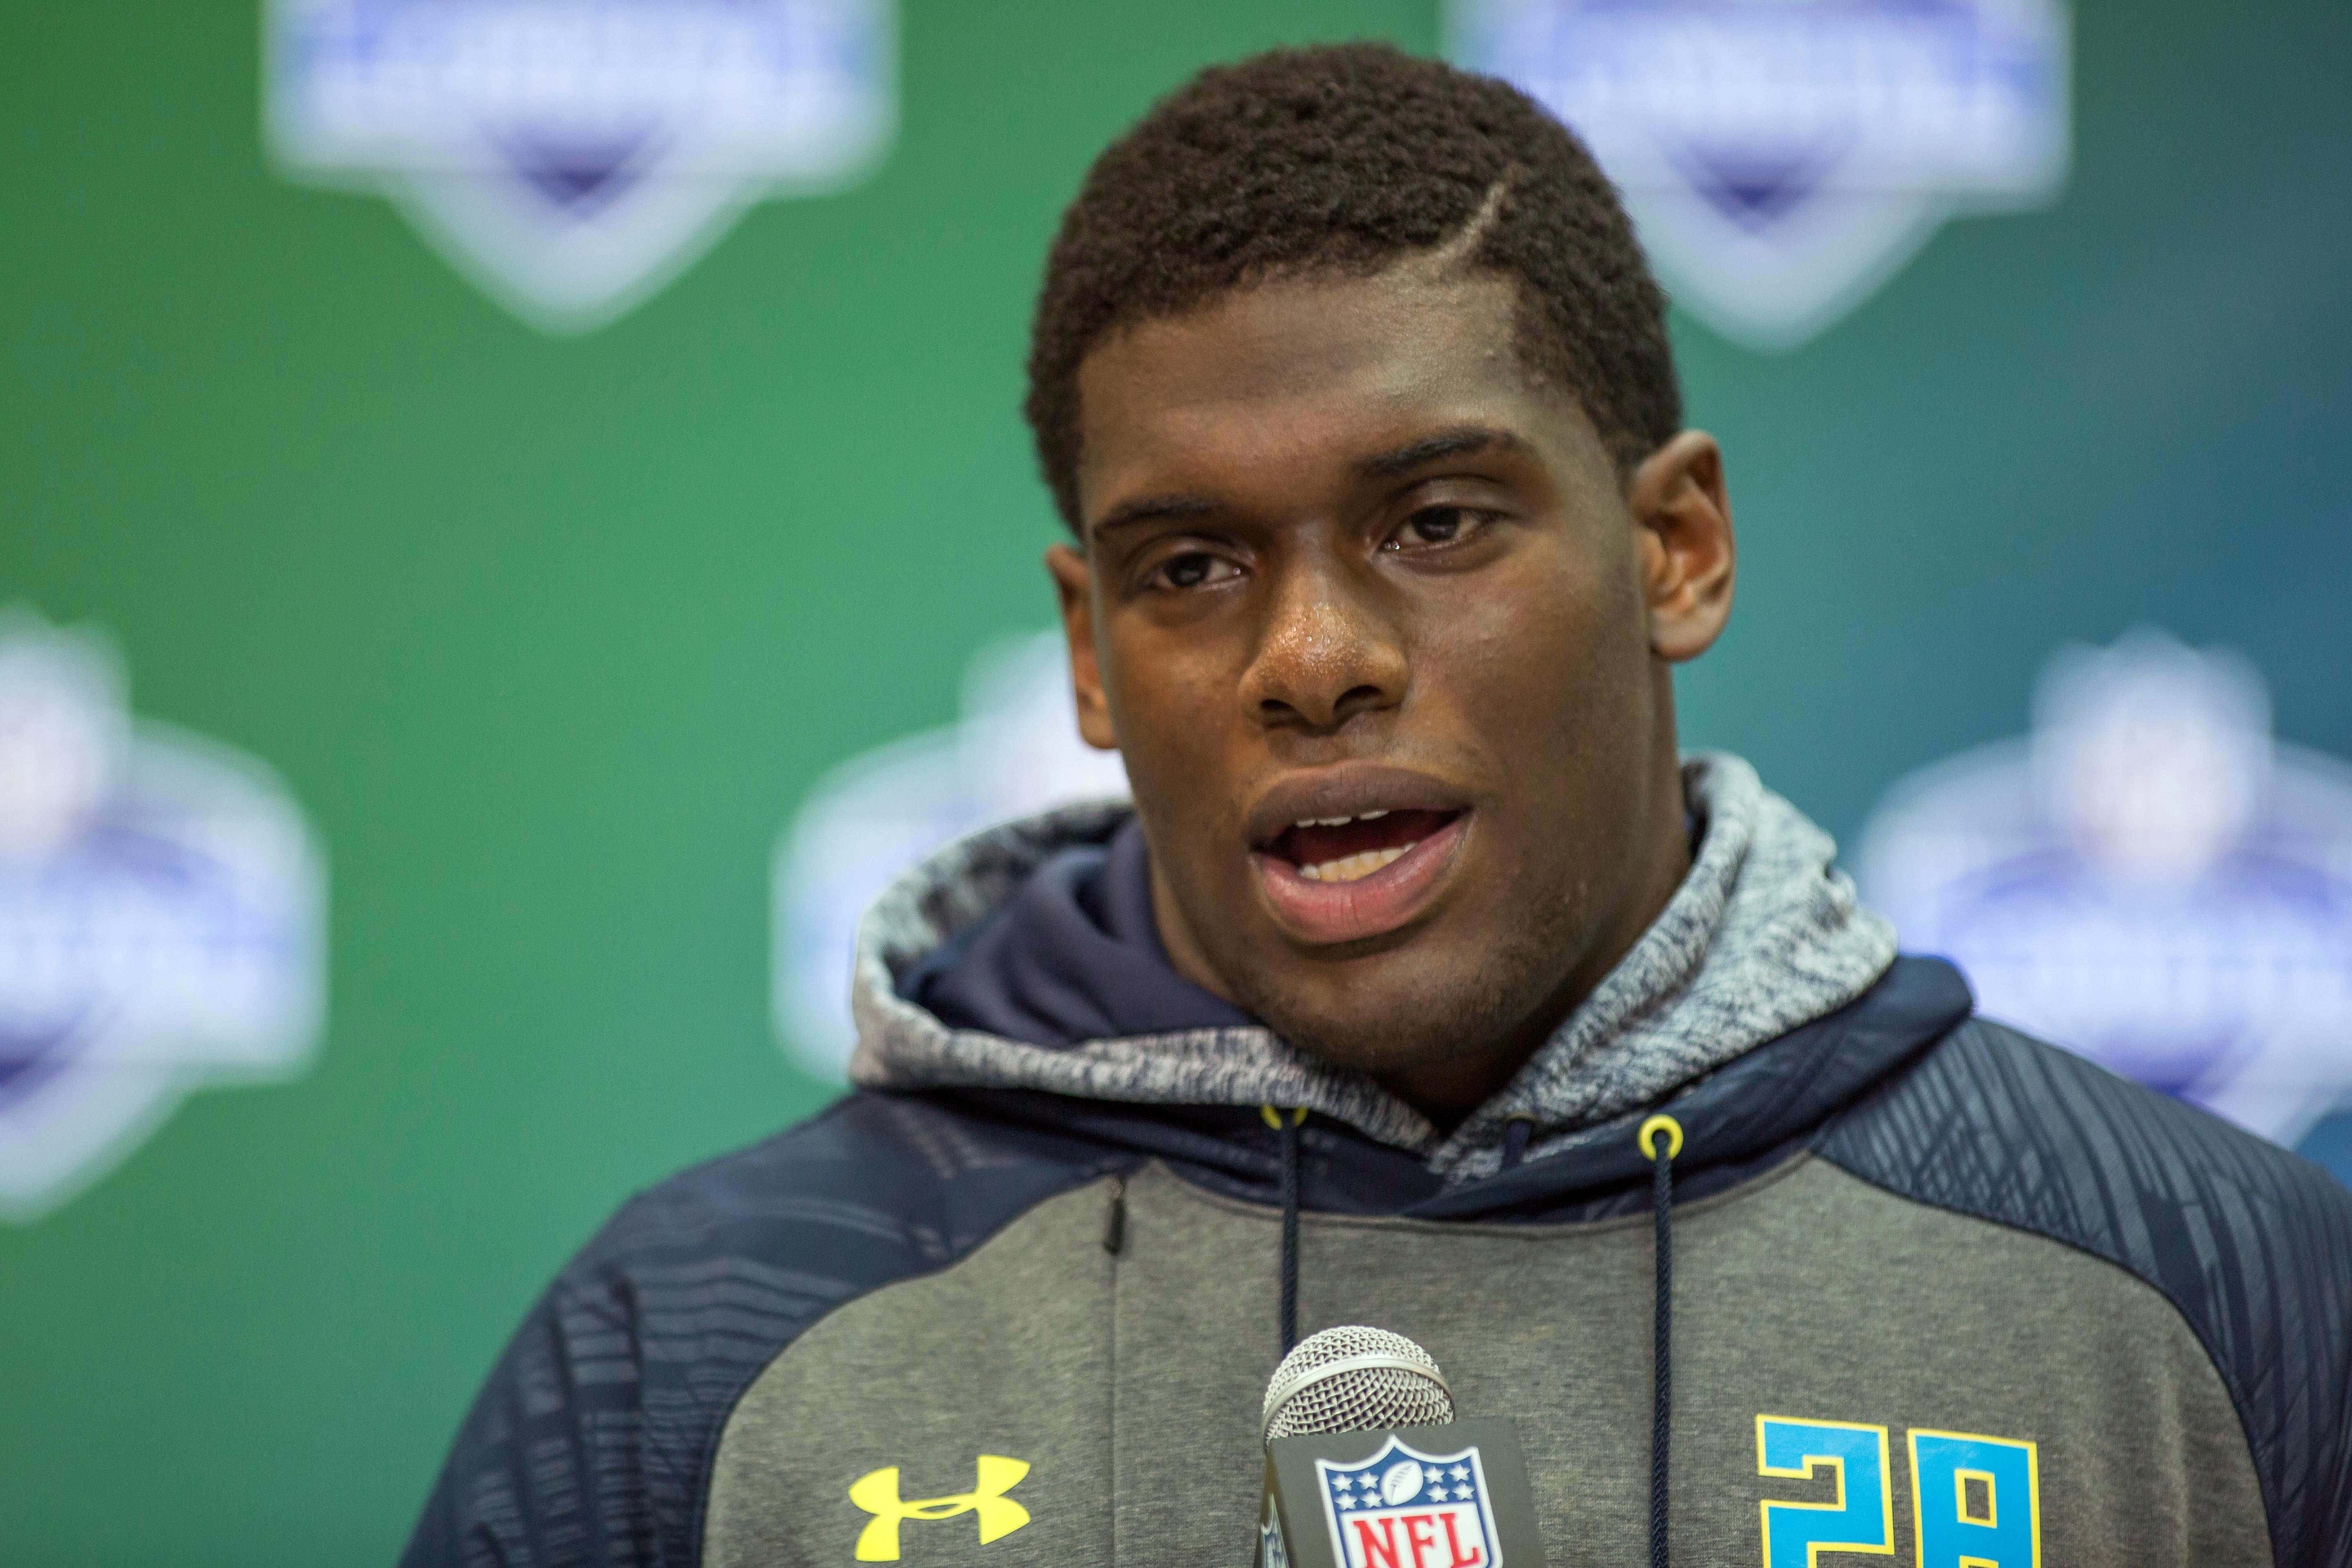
[1386,506,1486,550]
[1152,551,1241,590]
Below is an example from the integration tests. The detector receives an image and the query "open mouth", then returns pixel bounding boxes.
[1265,808,1465,883]
[1250,802,1471,945]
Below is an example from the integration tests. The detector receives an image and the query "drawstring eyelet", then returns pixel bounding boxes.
[1640,1113,1682,1568]
[1637,1113,1684,1163]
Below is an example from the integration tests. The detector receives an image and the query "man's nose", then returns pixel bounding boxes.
[1239,557,1408,733]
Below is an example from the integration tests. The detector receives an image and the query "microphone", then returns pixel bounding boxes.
[1254,1326,1548,1568]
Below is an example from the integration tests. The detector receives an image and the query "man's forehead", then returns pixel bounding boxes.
[1078,268,1526,421]
[1071,268,1586,522]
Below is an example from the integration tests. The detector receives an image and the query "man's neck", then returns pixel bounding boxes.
[1376,769,1695,1126]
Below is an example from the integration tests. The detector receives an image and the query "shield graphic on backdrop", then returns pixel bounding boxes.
[0,612,325,1220]
[1857,630,2352,1150]
[1316,1437,1504,1568]
[265,0,896,332]
[771,631,1129,1080]
[1450,0,2071,350]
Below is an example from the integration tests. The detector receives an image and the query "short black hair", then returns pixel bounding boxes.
[1023,42,1682,531]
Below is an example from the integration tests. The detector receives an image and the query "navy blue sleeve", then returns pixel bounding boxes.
[1820,1019,2352,1568]
[398,1093,1110,1568]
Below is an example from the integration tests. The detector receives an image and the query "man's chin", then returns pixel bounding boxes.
[1207,897,1588,1116]
[1234,970,1526,1089]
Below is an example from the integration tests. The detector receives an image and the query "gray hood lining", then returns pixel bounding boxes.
[847,755,1895,1176]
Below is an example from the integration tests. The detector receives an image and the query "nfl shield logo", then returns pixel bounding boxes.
[1857,630,2352,1148]
[266,0,896,332]
[772,631,1128,1080]
[1260,1492,1292,1568]
[1451,0,2072,349]
[1317,1436,1503,1568]
[0,611,325,1219]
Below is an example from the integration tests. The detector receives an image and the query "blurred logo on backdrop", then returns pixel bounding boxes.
[265,0,896,331]
[0,612,325,1220]
[1450,0,2071,349]
[1858,630,2352,1151]
[773,632,1127,1079]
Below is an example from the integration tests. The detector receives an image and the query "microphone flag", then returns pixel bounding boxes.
[1256,1418,1546,1568]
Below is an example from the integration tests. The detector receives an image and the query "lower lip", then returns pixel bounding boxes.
[1252,814,1469,946]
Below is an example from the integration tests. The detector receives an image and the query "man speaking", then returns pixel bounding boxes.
[403,44,2352,1567]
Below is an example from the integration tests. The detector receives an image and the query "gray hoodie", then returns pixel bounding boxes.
[403,755,2349,1568]
[850,751,1897,1175]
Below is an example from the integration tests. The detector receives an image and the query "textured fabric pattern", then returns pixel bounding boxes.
[397,1095,1116,1568]
[1437,754,1895,1175]
[849,754,1895,1178]
[703,1156,2272,1567]
[702,1178,1126,1568]
[848,798,1441,1150]
[403,968,2352,1567]
[1819,1018,2352,1568]
[901,815,1254,1043]
[405,960,1967,1567]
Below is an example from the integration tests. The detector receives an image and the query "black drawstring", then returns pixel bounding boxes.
[1260,1098,1680,1565]
[1640,1114,1682,1568]
[1100,1173,1126,1255]
[1499,1115,1535,1173]
[1264,1105,1304,1356]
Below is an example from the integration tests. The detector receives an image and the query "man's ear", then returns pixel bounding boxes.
[1045,542,1120,751]
[1628,430,1735,664]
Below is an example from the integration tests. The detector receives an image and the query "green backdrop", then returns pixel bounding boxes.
[4,2,2348,1561]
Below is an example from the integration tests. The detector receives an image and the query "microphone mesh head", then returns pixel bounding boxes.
[1262,1325,1455,1441]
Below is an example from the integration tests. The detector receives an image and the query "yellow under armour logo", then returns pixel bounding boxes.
[847,1454,1031,1561]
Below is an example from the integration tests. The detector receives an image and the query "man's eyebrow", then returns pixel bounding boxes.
[1089,493,1219,537]
[1087,427,1526,535]
[1356,427,1528,479]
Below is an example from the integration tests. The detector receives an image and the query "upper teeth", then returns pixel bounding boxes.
[1295,809,1389,830]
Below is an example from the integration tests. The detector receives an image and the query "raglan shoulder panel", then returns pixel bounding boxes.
[1817,1018,2352,1568]
[397,1091,1120,1568]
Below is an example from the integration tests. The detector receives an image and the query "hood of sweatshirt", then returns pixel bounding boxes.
[849,752,1904,1179]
